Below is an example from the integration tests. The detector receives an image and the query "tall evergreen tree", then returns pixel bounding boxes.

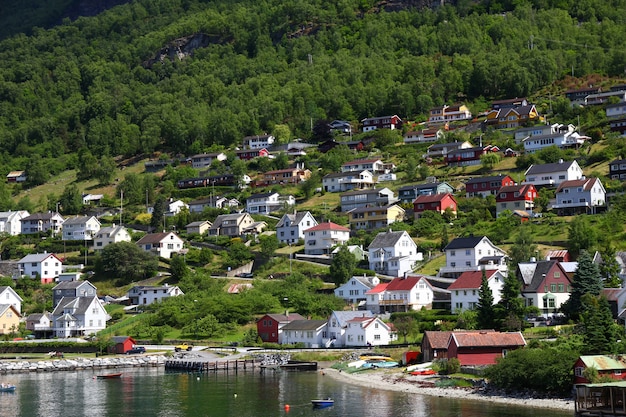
[578,294,618,355]
[498,269,525,331]
[562,251,603,320]
[476,269,495,329]
[150,197,167,232]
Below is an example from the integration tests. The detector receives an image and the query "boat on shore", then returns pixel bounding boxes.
[311,398,334,408]
[96,373,122,379]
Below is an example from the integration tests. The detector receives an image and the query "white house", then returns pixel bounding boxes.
[276,211,318,244]
[52,280,98,308]
[334,276,380,306]
[341,159,392,174]
[322,170,375,193]
[93,225,132,251]
[367,230,421,277]
[280,319,328,347]
[365,283,388,314]
[303,222,350,255]
[440,236,508,278]
[18,253,63,284]
[246,192,295,214]
[514,123,575,144]
[448,269,505,312]
[340,187,398,212]
[523,159,583,188]
[189,152,227,169]
[242,134,275,150]
[51,296,109,337]
[0,210,29,236]
[20,212,64,235]
[522,130,588,153]
[324,310,373,348]
[149,199,189,217]
[61,216,101,241]
[127,284,184,306]
[344,316,396,347]
[0,286,23,314]
[135,232,184,258]
[376,275,436,313]
[550,177,606,215]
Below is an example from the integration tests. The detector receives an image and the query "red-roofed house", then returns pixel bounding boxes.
[257,313,306,343]
[447,331,526,366]
[422,331,453,362]
[546,250,570,263]
[365,283,388,313]
[344,316,396,347]
[495,184,537,217]
[465,175,515,198]
[304,222,350,255]
[257,168,311,187]
[377,276,435,313]
[448,270,505,312]
[413,193,457,219]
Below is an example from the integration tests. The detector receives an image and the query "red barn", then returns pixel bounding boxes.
[447,331,526,366]
[256,313,305,343]
[574,355,626,384]
[109,336,136,354]
[413,193,457,219]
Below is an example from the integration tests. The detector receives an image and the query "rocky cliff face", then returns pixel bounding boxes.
[142,33,229,68]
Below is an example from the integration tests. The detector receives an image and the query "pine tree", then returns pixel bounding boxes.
[562,250,603,320]
[477,269,495,329]
[499,269,525,331]
[579,294,617,355]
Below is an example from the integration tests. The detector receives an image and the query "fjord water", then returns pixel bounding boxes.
[0,368,571,417]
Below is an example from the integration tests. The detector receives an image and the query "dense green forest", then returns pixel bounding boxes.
[0,0,625,189]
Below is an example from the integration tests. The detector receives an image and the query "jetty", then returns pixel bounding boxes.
[164,359,255,373]
[575,381,626,416]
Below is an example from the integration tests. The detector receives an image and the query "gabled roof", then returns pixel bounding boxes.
[111,336,134,344]
[281,320,327,331]
[556,177,602,193]
[95,225,128,238]
[0,286,23,301]
[21,212,62,221]
[413,193,455,204]
[259,313,305,323]
[340,187,393,197]
[517,260,567,291]
[368,230,411,249]
[51,296,99,316]
[276,211,314,228]
[386,276,427,292]
[525,160,578,175]
[248,192,279,199]
[186,221,211,228]
[444,236,486,251]
[578,355,626,371]
[136,232,181,245]
[365,283,388,294]
[18,253,62,264]
[447,270,500,290]
[351,276,379,289]
[450,331,526,348]
[305,222,349,233]
[330,310,373,327]
[398,182,451,192]
[423,331,453,349]
[52,280,95,291]
[323,170,372,179]
[63,215,99,225]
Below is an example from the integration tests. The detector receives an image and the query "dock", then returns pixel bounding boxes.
[575,381,626,416]
[260,361,318,372]
[164,359,256,373]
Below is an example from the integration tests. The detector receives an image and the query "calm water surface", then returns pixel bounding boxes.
[0,367,572,417]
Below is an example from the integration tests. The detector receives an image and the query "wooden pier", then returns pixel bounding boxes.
[575,381,626,416]
[164,359,256,373]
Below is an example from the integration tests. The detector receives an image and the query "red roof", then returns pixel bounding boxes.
[556,178,598,192]
[447,270,499,290]
[451,331,526,348]
[305,222,350,232]
[365,283,388,294]
[413,193,455,204]
[386,276,425,291]
[423,331,453,349]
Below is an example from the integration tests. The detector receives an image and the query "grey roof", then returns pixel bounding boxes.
[63,216,97,225]
[281,320,327,331]
[443,236,485,251]
[353,276,379,289]
[276,211,312,228]
[261,313,306,323]
[26,312,51,321]
[517,260,559,291]
[111,336,133,343]
[398,182,450,192]
[248,192,278,199]
[349,204,402,214]
[18,253,61,263]
[341,187,393,197]
[52,280,94,291]
[525,160,576,175]
[51,296,96,316]
[96,225,127,238]
[332,310,373,328]
[0,304,17,316]
[368,230,409,249]
[21,212,61,221]
[186,221,211,227]
[210,213,251,229]
[465,175,510,185]
[323,170,371,179]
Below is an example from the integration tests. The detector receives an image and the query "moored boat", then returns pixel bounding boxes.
[0,383,16,392]
[96,373,122,379]
[311,398,334,408]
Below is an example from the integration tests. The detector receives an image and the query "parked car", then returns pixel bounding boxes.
[236,272,254,278]
[126,346,146,354]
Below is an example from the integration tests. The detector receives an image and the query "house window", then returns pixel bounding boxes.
[554,272,561,278]
[451,262,456,267]
[465,250,470,255]
[339,291,343,296]
[465,261,471,267]
[450,251,456,256]
[574,367,584,377]
[551,284,557,292]
[455,302,463,309]
[374,334,381,340]
[558,284,564,292]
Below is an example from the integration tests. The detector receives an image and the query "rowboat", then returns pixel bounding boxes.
[96,373,122,379]
[410,368,437,376]
[311,398,334,408]
[0,384,15,392]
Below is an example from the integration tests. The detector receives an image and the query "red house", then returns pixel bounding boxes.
[235,148,270,160]
[361,115,402,132]
[421,331,452,362]
[495,184,537,217]
[257,313,305,343]
[447,331,526,366]
[109,336,136,354]
[413,193,457,219]
[574,355,626,384]
[445,145,500,167]
[465,175,515,198]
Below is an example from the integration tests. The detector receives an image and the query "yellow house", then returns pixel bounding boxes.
[485,105,540,129]
[0,305,21,334]
[348,204,406,230]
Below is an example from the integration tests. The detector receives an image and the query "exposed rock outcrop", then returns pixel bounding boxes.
[143,33,229,68]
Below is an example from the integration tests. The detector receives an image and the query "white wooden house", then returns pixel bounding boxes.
[18,253,63,284]
[135,232,184,258]
[334,276,380,306]
[448,269,505,312]
[51,296,109,337]
[367,230,421,277]
[61,216,101,241]
[93,225,131,251]
[276,211,318,244]
[344,316,396,347]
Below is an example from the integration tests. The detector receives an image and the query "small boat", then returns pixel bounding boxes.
[0,384,15,392]
[347,360,366,368]
[371,361,399,368]
[359,355,392,362]
[96,373,122,379]
[311,398,334,408]
[410,368,437,376]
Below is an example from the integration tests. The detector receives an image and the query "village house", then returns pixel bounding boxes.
[348,204,405,231]
[0,210,29,236]
[361,115,402,132]
[52,280,97,308]
[424,141,473,160]
[275,211,317,244]
[341,158,395,174]
[344,316,396,347]
[447,331,526,366]
[324,310,374,347]
[448,269,505,312]
[280,320,328,347]
[0,305,20,335]
[234,148,270,160]
[609,158,626,181]
[188,196,239,212]
[20,212,64,236]
[421,330,454,362]
[565,86,601,104]
[185,220,212,235]
[334,275,380,306]
[148,199,188,217]
[331,245,366,262]
[440,236,508,279]
[428,104,472,123]
[517,260,572,317]
[61,216,101,241]
[465,175,515,198]
[484,105,540,129]
[6,170,26,183]
[256,312,305,343]
[585,90,626,106]
[513,123,576,144]
[522,129,588,153]
[51,296,109,338]
[256,167,311,186]
[0,286,22,314]
[242,134,275,149]
[82,194,103,205]
[304,222,350,255]
[127,284,184,306]
[328,120,352,134]
[208,213,256,237]
[398,181,455,204]
[189,152,227,169]
[25,312,52,338]
[322,170,375,192]
[551,177,606,215]
[246,192,295,214]
[495,184,537,217]
[574,355,626,384]
[18,253,63,284]
[375,275,436,313]
[607,101,626,136]
[136,232,184,258]
[93,224,131,251]
[367,230,421,278]
[364,282,388,314]
[109,336,138,354]
[491,97,528,110]
[445,145,500,167]
[523,159,584,188]
[413,193,457,219]
[340,188,397,212]
[403,126,446,144]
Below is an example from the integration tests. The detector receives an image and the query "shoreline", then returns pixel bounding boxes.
[321,366,575,412]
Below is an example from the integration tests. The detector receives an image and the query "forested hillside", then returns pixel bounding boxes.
[0,0,625,196]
